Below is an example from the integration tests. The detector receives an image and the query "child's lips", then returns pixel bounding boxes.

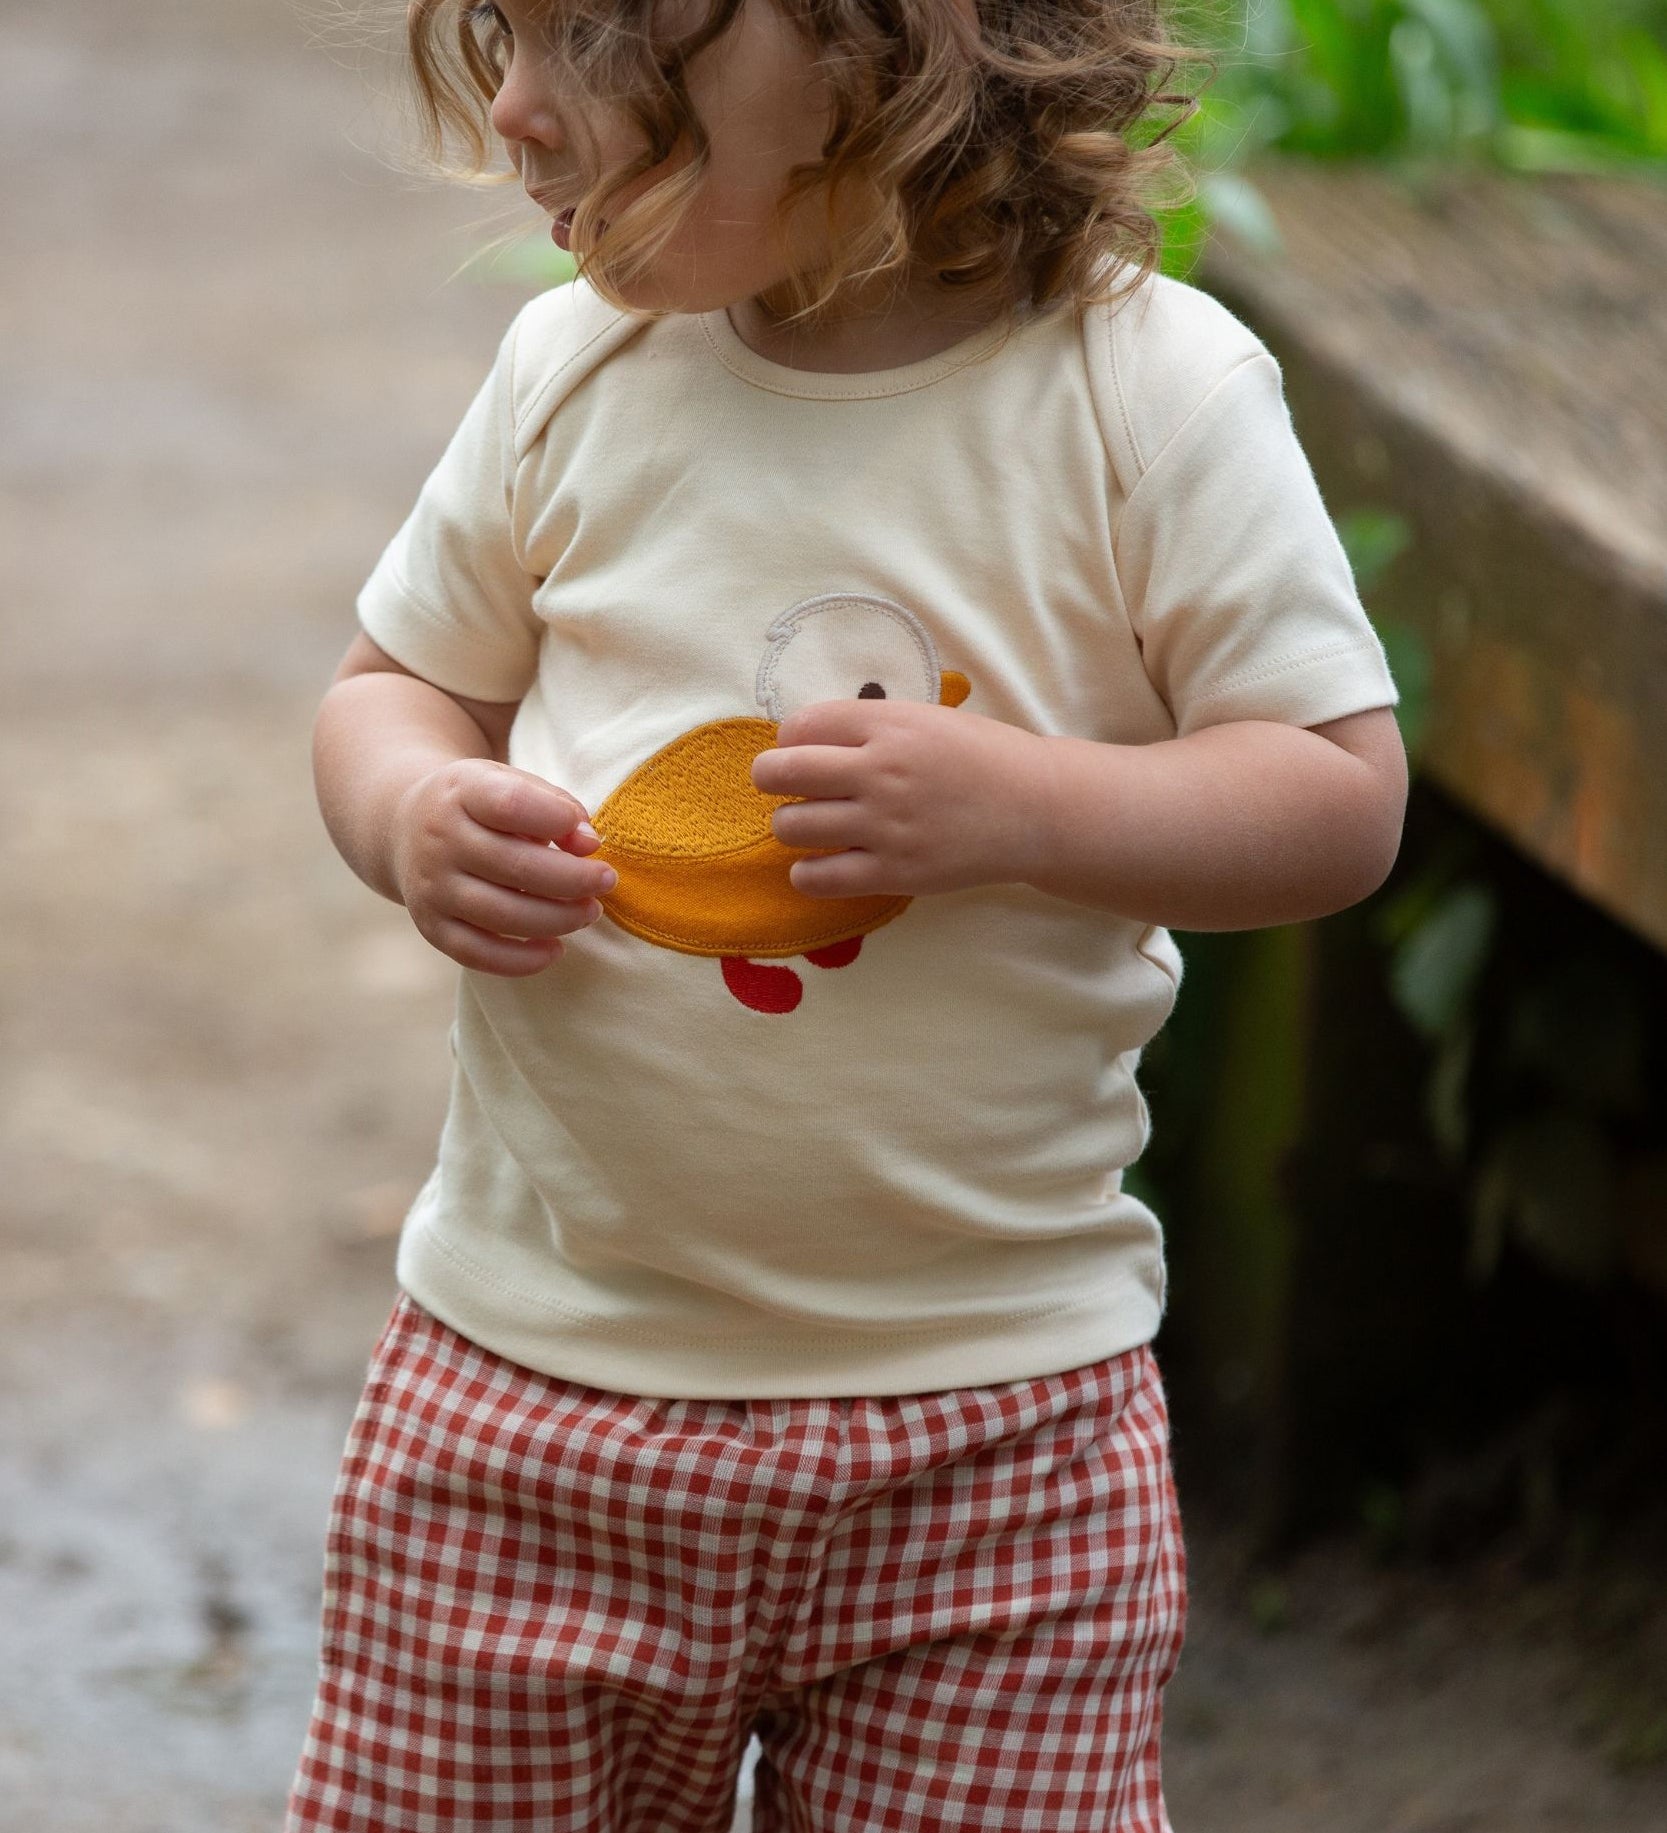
[552,208,606,251]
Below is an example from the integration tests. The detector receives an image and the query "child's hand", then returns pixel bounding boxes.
[390,760,619,976]
[751,699,1050,899]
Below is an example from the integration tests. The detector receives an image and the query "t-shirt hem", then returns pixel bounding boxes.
[395,1213,1166,1400]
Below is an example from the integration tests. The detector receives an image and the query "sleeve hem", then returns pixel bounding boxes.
[357,572,537,705]
[1173,637,1401,737]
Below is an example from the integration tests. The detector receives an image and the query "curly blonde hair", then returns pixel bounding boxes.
[407,0,1209,330]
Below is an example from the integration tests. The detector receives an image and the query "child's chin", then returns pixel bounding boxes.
[574,255,744,320]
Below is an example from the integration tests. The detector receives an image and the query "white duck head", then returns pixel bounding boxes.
[756,592,969,719]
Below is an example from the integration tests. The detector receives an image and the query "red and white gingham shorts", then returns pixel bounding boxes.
[286,1289,1188,1832]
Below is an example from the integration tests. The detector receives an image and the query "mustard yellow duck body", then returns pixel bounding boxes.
[589,592,973,1013]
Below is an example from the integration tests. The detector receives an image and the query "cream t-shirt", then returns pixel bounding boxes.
[357,266,1399,1397]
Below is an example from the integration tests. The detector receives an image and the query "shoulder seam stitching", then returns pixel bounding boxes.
[1112,351,1278,556]
[1105,299,1147,477]
[1141,350,1273,484]
[512,292,639,452]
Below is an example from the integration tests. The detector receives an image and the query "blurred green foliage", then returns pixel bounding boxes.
[1334,509,1429,762]
[1214,0,1667,162]
[1139,482,1667,1315]
[1371,835,1661,1292]
[1162,0,1667,273]
[1156,9,1667,1308]
[491,0,1667,286]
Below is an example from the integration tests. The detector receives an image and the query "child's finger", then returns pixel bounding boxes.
[787,849,884,899]
[447,876,606,942]
[466,828,618,903]
[769,800,859,852]
[462,765,590,843]
[774,698,885,749]
[511,822,600,855]
[427,915,565,978]
[751,744,858,799]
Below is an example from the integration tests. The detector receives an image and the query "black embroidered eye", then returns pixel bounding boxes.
[857,682,887,699]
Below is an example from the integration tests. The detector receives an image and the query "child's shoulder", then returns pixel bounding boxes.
[1080,265,1280,494]
[497,277,650,457]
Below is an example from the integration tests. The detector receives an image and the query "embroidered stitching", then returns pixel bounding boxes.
[612,900,910,960]
[755,592,941,720]
[595,717,787,856]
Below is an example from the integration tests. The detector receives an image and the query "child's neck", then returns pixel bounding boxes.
[726,271,1021,376]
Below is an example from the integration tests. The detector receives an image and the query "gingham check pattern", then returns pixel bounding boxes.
[286,1292,1188,1832]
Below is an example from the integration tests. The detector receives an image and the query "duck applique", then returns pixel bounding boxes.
[591,593,972,1014]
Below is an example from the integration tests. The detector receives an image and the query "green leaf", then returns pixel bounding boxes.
[1388,879,1497,1037]
[1392,18,1458,153]
[1333,508,1429,756]
[1158,197,1211,280]
[1336,507,1413,591]
[1200,0,1667,173]
[1623,27,1667,147]
[1198,171,1286,255]
[1374,616,1432,762]
[1370,827,1479,950]
[1405,0,1504,136]
[1494,122,1667,175]
[1425,1015,1475,1160]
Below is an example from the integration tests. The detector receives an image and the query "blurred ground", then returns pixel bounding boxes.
[2,2,1664,1829]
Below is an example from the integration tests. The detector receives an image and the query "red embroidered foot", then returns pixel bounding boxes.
[721,956,803,1013]
[804,937,863,969]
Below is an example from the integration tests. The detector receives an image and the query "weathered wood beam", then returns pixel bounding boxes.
[1200,162,1667,955]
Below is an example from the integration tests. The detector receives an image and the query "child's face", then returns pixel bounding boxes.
[487,0,838,315]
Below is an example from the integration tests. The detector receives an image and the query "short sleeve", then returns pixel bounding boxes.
[1113,351,1399,739]
[356,312,542,704]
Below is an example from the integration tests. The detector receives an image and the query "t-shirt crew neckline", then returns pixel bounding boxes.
[700,299,1024,400]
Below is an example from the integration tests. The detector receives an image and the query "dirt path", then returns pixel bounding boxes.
[2,4,1663,1829]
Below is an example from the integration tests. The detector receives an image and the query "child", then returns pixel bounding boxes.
[289,0,1407,1826]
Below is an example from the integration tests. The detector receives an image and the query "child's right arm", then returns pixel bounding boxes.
[313,631,618,978]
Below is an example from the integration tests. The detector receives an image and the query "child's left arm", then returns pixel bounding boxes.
[750,695,1407,932]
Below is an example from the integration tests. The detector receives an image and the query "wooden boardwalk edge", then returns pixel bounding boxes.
[1199,165,1667,956]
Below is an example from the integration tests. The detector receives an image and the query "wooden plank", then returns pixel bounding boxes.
[1200,161,1667,954]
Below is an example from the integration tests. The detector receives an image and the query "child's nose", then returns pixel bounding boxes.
[490,64,564,151]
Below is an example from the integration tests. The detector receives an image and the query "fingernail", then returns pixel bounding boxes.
[577,821,601,842]
[596,865,619,892]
